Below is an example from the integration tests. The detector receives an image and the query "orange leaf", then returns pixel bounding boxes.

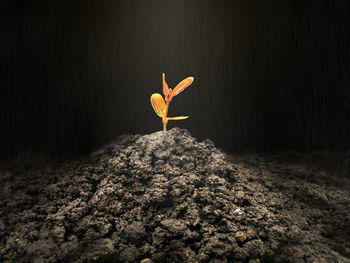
[162,73,169,97]
[172,77,194,97]
[150,93,166,118]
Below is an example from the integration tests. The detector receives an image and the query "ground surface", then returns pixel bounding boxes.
[0,128,349,263]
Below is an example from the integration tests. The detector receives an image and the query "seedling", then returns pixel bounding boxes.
[151,74,194,131]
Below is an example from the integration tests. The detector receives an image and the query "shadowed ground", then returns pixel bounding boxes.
[0,128,349,262]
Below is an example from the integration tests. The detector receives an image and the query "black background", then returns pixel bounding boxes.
[1,0,350,159]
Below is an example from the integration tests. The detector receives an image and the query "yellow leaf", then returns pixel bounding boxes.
[166,116,189,120]
[150,93,166,118]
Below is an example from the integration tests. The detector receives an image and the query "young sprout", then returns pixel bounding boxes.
[150,73,194,131]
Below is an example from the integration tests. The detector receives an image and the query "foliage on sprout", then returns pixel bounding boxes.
[150,74,194,131]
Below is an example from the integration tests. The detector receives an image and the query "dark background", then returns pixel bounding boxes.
[1,0,350,159]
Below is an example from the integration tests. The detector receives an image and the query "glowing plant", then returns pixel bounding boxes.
[151,74,194,131]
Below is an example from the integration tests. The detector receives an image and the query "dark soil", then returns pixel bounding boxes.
[0,128,349,263]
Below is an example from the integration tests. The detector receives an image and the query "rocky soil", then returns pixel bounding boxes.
[0,127,349,263]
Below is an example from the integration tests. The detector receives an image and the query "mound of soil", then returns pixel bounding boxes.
[0,128,349,262]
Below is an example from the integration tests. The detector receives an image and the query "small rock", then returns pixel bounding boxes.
[124,221,146,242]
[81,238,115,261]
[160,219,187,235]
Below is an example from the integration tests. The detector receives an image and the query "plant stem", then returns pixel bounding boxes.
[163,100,170,131]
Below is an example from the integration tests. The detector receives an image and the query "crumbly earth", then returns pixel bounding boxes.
[0,128,349,263]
